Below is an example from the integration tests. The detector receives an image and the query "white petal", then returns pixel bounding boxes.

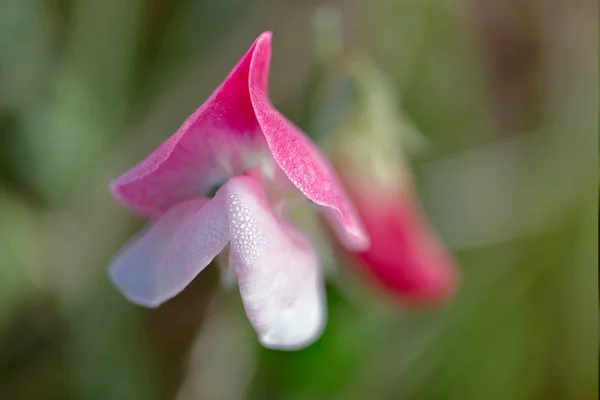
[109,197,228,307]
[218,175,326,350]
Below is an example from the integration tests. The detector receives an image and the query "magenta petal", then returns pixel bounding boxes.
[110,39,264,216]
[248,32,369,251]
[219,175,326,349]
[109,197,228,307]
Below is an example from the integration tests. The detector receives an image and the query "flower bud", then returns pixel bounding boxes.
[323,58,459,304]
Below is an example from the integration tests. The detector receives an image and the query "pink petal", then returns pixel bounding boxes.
[248,32,369,252]
[220,175,326,349]
[110,38,265,216]
[109,197,228,307]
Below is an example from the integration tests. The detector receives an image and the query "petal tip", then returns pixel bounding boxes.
[108,178,163,216]
[258,321,325,351]
[349,229,371,251]
[258,31,273,43]
[108,180,124,201]
[107,264,162,308]
[257,298,327,351]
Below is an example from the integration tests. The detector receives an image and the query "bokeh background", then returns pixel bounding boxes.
[0,0,596,399]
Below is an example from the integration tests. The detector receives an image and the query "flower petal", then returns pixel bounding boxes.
[109,197,228,307]
[248,32,369,251]
[220,175,326,350]
[110,38,266,216]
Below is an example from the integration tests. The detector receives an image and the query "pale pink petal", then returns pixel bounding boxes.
[248,32,369,251]
[109,197,228,307]
[219,175,326,350]
[110,39,266,216]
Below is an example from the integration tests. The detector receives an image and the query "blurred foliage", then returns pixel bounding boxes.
[0,0,596,399]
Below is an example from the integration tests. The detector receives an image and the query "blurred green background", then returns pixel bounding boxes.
[0,0,596,399]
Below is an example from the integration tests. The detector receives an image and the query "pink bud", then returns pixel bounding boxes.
[325,57,459,304]
[344,176,458,304]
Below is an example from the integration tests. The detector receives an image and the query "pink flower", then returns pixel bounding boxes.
[108,32,369,349]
